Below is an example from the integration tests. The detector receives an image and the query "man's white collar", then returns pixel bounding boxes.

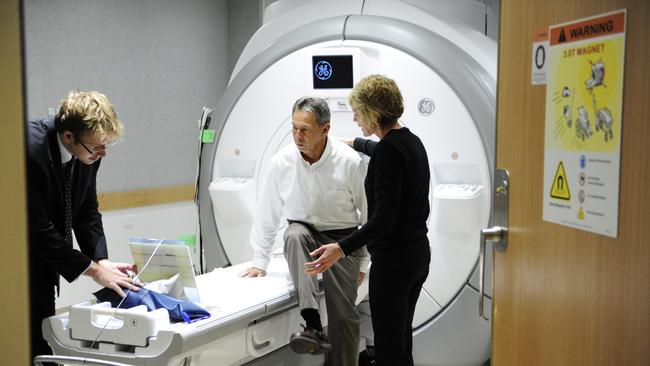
[57,133,73,164]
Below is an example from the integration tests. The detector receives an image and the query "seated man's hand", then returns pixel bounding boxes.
[240,267,267,278]
[86,261,141,298]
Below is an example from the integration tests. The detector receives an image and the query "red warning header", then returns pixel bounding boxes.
[550,10,625,46]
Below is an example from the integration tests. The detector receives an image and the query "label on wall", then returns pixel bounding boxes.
[531,28,549,85]
[542,9,626,237]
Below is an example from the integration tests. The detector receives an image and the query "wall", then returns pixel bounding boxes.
[23,0,231,193]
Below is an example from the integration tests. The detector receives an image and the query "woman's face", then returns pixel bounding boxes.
[352,111,375,137]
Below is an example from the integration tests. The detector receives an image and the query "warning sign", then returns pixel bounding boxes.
[542,9,625,238]
[550,161,571,200]
[549,11,625,46]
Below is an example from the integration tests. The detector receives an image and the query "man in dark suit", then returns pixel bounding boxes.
[26,91,141,360]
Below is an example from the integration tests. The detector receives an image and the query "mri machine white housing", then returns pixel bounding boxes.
[198,0,497,364]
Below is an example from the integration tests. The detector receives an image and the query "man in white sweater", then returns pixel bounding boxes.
[240,96,369,366]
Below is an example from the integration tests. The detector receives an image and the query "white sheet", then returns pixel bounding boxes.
[196,256,296,317]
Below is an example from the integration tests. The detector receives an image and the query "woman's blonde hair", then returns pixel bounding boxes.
[348,74,404,129]
[55,91,123,139]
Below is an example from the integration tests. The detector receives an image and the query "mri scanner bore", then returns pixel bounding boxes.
[43,1,497,365]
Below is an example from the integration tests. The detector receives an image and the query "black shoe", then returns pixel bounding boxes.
[289,325,332,354]
[359,346,377,366]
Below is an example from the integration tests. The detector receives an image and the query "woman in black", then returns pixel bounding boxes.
[306,74,431,366]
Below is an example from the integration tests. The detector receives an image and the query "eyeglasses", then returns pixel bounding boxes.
[77,138,121,155]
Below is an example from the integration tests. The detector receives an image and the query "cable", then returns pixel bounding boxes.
[196,107,213,275]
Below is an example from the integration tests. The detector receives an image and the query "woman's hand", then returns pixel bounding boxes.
[305,243,345,275]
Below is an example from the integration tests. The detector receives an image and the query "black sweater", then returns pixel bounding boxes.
[339,127,430,255]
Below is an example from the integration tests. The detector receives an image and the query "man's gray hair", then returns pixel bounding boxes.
[292,97,330,125]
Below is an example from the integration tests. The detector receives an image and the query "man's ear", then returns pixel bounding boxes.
[61,131,75,144]
[322,122,331,136]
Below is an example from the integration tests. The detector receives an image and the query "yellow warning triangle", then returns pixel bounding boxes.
[578,207,585,220]
[550,161,571,200]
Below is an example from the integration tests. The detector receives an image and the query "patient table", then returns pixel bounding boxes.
[42,257,352,366]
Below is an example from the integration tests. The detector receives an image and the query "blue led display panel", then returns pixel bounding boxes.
[312,55,354,89]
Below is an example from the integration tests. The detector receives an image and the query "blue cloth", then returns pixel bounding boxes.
[94,287,210,323]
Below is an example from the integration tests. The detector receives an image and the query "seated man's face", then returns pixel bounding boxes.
[291,109,330,162]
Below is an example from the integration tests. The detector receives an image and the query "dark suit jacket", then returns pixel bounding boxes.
[26,117,108,288]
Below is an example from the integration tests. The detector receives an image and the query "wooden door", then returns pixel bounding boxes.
[493,1,649,365]
[0,0,30,363]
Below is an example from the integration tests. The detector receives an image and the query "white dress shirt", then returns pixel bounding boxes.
[250,137,369,271]
[57,133,73,164]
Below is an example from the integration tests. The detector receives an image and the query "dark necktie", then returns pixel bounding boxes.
[63,160,73,245]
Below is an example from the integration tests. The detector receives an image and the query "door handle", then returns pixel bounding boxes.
[479,226,507,320]
[479,169,510,321]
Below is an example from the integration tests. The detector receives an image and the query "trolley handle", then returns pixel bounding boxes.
[34,355,133,366]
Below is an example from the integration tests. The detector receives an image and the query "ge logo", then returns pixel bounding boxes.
[418,98,435,116]
[314,60,333,80]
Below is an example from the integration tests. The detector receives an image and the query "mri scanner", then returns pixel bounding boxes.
[43,1,497,365]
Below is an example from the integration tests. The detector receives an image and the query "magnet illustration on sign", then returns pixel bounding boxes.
[550,161,571,200]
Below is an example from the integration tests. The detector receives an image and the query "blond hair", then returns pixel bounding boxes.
[348,74,404,129]
[55,91,123,139]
